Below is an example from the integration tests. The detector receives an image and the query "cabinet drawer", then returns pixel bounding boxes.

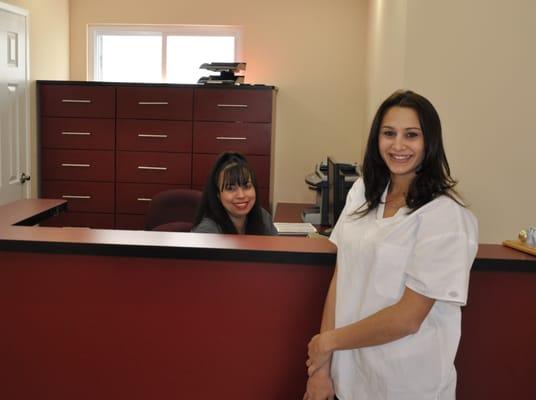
[41,181,114,213]
[115,214,147,230]
[194,89,272,122]
[41,149,114,181]
[192,154,270,188]
[116,182,185,215]
[39,211,115,229]
[39,84,115,118]
[193,122,271,155]
[117,120,192,152]
[41,117,115,150]
[117,87,193,120]
[117,152,191,184]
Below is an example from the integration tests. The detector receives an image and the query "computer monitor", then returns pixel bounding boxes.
[327,156,357,228]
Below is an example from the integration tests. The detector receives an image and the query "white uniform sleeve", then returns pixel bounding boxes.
[405,199,479,306]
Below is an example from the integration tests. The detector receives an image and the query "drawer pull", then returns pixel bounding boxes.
[61,163,91,168]
[61,99,92,103]
[216,136,247,141]
[217,104,248,108]
[137,166,168,171]
[137,197,152,202]
[138,101,169,105]
[61,131,91,136]
[62,195,91,199]
[138,134,168,138]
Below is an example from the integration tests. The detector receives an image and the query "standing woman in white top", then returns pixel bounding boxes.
[303,90,478,400]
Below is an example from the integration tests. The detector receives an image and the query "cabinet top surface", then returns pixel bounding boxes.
[37,80,277,91]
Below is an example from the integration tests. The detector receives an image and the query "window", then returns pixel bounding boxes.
[88,25,242,84]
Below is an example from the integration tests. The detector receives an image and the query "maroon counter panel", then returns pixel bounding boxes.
[0,250,332,400]
[456,268,536,399]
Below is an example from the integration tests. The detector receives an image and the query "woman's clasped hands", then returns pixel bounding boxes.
[303,332,336,400]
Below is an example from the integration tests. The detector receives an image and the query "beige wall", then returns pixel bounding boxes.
[69,0,369,207]
[367,0,536,243]
[366,0,407,123]
[2,0,70,196]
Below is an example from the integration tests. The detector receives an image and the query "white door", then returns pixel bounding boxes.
[0,2,29,205]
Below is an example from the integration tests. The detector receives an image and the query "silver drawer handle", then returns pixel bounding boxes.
[61,131,91,136]
[137,197,152,202]
[138,101,169,105]
[138,166,167,171]
[216,136,247,141]
[217,104,248,108]
[62,195,91,199]
[61,163,91,168]
[138,134,168,138]
[61,99,92,103]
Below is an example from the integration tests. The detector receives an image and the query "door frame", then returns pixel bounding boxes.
[0,1,30,200]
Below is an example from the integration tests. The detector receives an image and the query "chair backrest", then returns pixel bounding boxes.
[144,189,203,231]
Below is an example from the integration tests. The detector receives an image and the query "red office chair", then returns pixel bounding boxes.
[144,189,203,232]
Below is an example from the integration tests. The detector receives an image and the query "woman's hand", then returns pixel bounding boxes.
[306,332,334,376]
[303,368,335,400]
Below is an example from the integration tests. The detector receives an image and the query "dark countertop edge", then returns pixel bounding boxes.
[13,202,67,226]
[0,239,335,266]
[472,257,535,272]
[0,237,533,271]
[36,80,277,90]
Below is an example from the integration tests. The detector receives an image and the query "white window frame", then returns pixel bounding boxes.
[87,24,243,82]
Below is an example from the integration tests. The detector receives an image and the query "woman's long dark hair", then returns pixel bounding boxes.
[360,90,461,215]
[192,152,266,234]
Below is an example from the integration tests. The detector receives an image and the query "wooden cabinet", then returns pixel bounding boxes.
[114,86,194,229]
[38,81,275,229]
[39,84,116,228]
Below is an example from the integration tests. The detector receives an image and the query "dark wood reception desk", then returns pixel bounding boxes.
[0,199,336,400]
[0,200,534,399]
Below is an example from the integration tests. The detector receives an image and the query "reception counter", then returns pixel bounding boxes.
[0,200,534,399]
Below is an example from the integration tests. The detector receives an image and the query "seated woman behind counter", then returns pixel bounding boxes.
[191,152,277,235]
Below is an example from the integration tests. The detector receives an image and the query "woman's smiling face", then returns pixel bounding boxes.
[218,170,256,221]
[378,106,425,181]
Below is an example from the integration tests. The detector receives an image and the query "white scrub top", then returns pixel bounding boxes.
[329,178,478,400]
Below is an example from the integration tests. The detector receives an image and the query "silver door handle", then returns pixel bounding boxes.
[137,166,167,171]
[217,104,248,108]
[216,136,247,141]
[61,163,91,168]
[61,131,91,136]
[138,101,169,105]
[62,195,91,199]
[61,99,92,103]
[138,134,168,138]
[137,198,152,202]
